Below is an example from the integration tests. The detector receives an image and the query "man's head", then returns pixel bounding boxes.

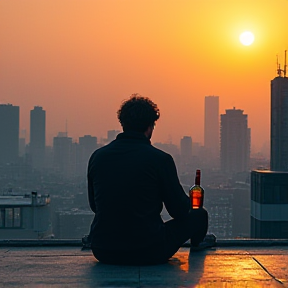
[117,94,160,135]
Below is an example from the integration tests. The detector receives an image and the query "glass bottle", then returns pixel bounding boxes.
[189,169,204,209]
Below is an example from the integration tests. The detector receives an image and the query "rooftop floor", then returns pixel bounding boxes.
[1,242,288,287]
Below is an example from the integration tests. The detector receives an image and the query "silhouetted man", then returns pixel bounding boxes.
[87,94,209,265]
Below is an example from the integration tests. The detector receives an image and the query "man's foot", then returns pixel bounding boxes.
[190,233,216,251]
[81,234,91,250]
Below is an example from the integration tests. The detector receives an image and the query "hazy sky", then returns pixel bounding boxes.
[1,0,288,150]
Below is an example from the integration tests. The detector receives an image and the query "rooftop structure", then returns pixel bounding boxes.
[0,192,52,239]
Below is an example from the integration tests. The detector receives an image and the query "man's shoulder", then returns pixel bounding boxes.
[148,144,173,160]
[89,143,112,160]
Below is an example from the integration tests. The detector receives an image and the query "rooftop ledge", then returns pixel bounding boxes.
[1,240,288,287]
[0,238,288,247]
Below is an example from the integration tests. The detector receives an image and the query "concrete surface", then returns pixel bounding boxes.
[0,246,288,287]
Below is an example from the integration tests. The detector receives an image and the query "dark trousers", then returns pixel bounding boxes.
[91,208,208,265]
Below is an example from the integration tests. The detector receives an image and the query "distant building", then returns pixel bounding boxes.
[77,135,98,176]
[204,96,219,159]
[53,133,73,177]
[0,192,52,239]
[0,104,19,165]
[30,106,46,169]
[250,170,288,239]
[205,185,250,238]
[220,108,250,174]
[270,76,288,171]
[180,136,192,159]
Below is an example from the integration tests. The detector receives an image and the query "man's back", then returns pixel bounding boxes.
[88,131,190,250]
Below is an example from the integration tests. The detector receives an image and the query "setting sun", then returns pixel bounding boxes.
[239,31,255,46]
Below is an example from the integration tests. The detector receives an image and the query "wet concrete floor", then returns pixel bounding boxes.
[0,246,288,287]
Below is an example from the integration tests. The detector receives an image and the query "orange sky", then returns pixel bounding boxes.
[1,0,288,151]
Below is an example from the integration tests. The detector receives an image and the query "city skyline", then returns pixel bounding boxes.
[1,1,288,151]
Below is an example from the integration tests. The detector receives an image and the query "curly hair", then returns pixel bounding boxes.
[117,94,160,132]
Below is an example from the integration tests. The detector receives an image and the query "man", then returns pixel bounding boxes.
[87,94,209,265]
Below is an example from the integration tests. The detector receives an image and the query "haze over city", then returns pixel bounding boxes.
[1,0,288,150]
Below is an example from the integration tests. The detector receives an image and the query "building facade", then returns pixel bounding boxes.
[204,96,219,159]
[30,106,46,169]
[0,104,19,165]
[220,108,250,174]
[270,76,288,171]
[0,192,52,239]
[250,170,288,238]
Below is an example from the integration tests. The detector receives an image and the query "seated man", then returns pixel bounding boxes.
[87,94,208,265]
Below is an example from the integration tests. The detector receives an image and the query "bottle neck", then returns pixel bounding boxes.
[195,170,201,185]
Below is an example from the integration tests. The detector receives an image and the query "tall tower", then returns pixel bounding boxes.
[204,96,219,159]
[30,106,46,169]
[270,70,288,171]
[0,104,19,165]
[220,108,250,174]
[251,55,288,239]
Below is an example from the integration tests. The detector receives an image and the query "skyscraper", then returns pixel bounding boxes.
[204,96,219,159]
[220,107,250,174]
[270,75,288,171]
[30,106,46,169]
[251,63,288,239]
[0,104,19,165]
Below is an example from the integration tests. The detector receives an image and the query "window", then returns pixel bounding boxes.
[0,208,21,228]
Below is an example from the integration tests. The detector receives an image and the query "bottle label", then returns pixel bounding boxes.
[191,186,203,209]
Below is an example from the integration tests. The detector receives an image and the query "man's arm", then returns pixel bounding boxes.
[159,154,191,219]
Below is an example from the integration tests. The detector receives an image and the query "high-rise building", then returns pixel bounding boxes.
[0,104,19,165]
[220,107,250,174]
[251,65,288,239]
[270,76,288,171]
[204,96,219,159]
[180,136,192,159]
[30,106,46,169]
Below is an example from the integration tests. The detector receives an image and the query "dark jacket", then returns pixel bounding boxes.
[88,131,190,250]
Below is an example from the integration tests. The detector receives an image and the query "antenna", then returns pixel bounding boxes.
[277,54,282,77]
[284,50,287,77]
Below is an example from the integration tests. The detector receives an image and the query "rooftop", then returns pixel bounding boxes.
[1,240,288,287]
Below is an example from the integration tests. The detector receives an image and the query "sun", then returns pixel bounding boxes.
[239,31,255,46]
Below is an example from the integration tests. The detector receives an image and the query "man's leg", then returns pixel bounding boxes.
[162,208,208,259]
[91,209,208,265]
